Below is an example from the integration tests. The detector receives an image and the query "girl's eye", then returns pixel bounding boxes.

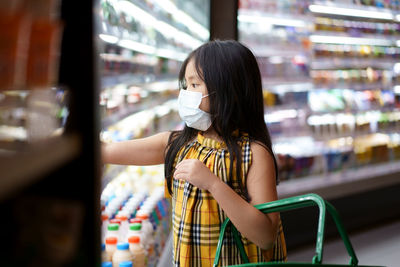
[192,84,198,88]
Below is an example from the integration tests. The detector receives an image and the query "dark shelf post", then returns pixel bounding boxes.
[210,0,238,41]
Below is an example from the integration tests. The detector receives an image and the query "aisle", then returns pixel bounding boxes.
[288,220,400,267]
[157,232,173,267]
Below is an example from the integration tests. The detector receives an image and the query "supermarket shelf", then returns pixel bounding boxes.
[313,81,394,90]
[252,46,309,57]
[262,78,313,88]
[0,134,81,200]
[238,9,313,28]
[101,74,177,90]
[310,34,399,46]
[310,2,399,21]
[311,58,398,70]
[101,94,176,129]
[264,82,314,94]
[277,160,400,200]
[99,34,189,62]
[312,31,400,43]
[100,53,158,66]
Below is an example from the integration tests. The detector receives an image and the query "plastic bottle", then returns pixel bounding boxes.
[128,236,146,267]
[119,261,132,267]
[102,262,112,267]
[127,223,144,248]
[136,213,155,267]
[102,243,112,262]
[105,237,118,260]
[101,213,109,242]
[106,223,120,241]
[112,243,133,267]
[115,214,129,241]
[129,218,142,225]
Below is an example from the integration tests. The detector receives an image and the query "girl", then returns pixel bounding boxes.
[102,40,287,266]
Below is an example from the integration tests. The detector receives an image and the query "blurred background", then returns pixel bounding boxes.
[0,0,399,266]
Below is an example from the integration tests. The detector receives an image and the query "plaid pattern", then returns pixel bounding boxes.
[166,132,287,266]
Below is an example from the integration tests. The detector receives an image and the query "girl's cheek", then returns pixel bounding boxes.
[199,99,210,113]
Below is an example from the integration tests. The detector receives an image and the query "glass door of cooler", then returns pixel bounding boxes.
[238,0,400,198]
[95,0,210,265]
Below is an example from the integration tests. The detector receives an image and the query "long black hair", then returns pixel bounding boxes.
[164,40,278,201]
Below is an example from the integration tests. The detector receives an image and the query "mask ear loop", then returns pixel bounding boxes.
[202,91,215,99]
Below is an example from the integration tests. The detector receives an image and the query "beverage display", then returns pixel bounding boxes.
[97,3,208,264]
[239,0,400,182]
[101,170,171,266]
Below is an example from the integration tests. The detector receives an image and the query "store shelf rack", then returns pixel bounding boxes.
[0,134,81,201]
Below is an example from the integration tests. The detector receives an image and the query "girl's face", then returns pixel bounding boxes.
[184,59,210,113]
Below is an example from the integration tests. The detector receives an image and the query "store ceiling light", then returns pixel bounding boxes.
[99,34,119,44]
[310,35,395,46]
[117,1,202,50]
[309,4,394,20]
[238,14,307,28]
[118,40,156,55]
[153,0,209,40]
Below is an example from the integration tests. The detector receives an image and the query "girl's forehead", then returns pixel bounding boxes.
[185,59,201,79]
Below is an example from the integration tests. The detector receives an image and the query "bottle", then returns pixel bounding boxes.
[106,223,120,241]
[105,237,118,260]
[115,214,129,241]
[102,243,111,262]
[127,223,144,248]
[101,213,109,242]
[136,212,155,266]
[128,236,146,267]
[112,243,133,267]
[25,0,63,88]
[119,261,132,267]
[129,218,142,225]
[102,262,112,267]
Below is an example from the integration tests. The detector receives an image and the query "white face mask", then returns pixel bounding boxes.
[178,89,212,131]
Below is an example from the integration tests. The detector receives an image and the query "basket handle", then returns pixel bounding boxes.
[213,193,359,267]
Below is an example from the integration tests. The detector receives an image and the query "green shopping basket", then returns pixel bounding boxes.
[213,193,384,267]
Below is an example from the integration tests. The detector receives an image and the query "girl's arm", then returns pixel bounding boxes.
[101,131,171,166]
[208,142,279,250]
[174,142,279,250]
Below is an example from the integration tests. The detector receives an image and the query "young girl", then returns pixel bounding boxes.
[102,40,287,266]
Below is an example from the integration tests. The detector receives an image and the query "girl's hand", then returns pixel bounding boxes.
[173,159,219,191]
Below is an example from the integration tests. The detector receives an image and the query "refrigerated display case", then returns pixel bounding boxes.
[238,0,400,200]
[96,0,210,266]
[0,0,101,265]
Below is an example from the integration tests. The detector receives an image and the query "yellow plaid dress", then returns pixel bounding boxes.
[166,132,287,266]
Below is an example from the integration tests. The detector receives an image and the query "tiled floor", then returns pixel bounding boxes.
[288,219,400,267]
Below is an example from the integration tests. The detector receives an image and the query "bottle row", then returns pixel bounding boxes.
[275,132,400,180]
[265,87,399,112]
[101,182,170,267]
[307,110,400,136]
[315,17,400,35]
[351,0,400,9]
[101,45,181,78]
[313,43,400,59]
[311,67,397,84]
[0,0,62,90]
[239,0,400,16]
[239,0,311,15]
